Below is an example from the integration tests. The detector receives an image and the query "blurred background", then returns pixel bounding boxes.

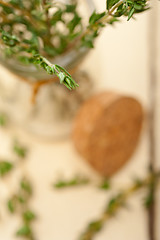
[0,0,160,239]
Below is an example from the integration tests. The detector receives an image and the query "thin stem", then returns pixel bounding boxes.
[109,0,124,14]
[65,0,124,52]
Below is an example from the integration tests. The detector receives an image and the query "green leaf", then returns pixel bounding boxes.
[144,191,154,208]
[114,3,127,17]
[9,0,24,8]
[89,11,106,25]
[81,36,94,48]
[0,5,13,14]
[106,193,125,214]
[7,198,16,213]
[50,9,63,25]
[88,220,102,232]
[108,17,119,25]
[16,225,32,237]
[55,65,79,90]
[20,178,32,195]
[127,7,135,21]
[0,30,19,47]
[67,13,81,33]
[107,198,117,213]
[99,179,110,190]
[17,195,26,204]
[66,4,76,13]
[18,56,30,64]
[107,0,119,10]
[134,3,143,10]
[54,181,67,188]
[13,141,27,158]
[58,72,66,84]
[0,161,13,177]
[43,45,58,57]
[23,210,36,222]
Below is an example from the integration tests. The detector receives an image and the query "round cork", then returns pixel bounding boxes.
[72,92,143,177]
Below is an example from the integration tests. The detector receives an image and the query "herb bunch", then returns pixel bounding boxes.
[0,0,149,90]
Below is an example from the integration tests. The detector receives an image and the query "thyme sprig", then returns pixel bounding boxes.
[78,171,160,240]
[53,175,111,190]
[32,55,79,90]
[0,30,79,90]
[77,0,149,50]
[53,175,90,189]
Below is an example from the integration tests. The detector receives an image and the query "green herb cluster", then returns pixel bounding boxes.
[0,0,150,90]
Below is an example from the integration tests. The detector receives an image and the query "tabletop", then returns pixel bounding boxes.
[0,1,160,240]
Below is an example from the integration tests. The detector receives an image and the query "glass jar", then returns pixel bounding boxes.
[0,0,95,140]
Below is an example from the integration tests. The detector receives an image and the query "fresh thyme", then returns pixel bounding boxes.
[53,175,112,190]
[78,171,160,240]
[53,175,90,189]
[0,0,150,89]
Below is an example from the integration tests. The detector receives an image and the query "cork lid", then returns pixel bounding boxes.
[72,92,143,177]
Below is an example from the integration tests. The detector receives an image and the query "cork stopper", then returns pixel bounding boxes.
[72,92,143,177]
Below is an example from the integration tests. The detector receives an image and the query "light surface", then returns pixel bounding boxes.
[0,1,160,240]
